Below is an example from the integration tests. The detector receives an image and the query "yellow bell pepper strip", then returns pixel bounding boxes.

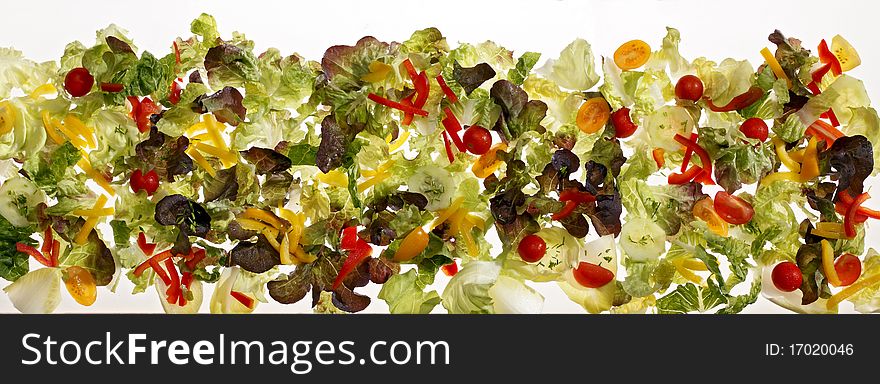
[64,115,96,148]
[263,230,283,251]
[29,83,57,99]
[820,239,843,287]
[671,258,703,284]
[293,247,317,263]
[472,143,507,178]
[431,197,464,230]
[760,47,791,88]
[77,157,116,196]
[317,169,349,187]
[772,137,800,173]
[361,160,396,177]
[682,258,708,271]
[0,101,17,136]
[185,121,207,136]
[240,208,285,230]
[55,119,88,149]
[826,273,880,311]
[788,147,805,162]
[279,232,292,265]
[811,227,847,239]
[799,136,819,182]
[357,171,391,192]
[74,195,109,245]
[187,148,216,177]
[201,114,229,152]
[387,130,410,153]
[360,60,393,83]
[191,142,237,167]
[393,227,429,262]
[41,111,66,144]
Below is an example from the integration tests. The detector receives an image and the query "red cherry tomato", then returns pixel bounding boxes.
[675,75,704,102]
[130,169,159,195]
[462,125,492,155]
[610,107,638,138]
[834,253,862,287]
[517,234,546,263]
[64,67,94,97]
[771,262,803,292]
[572,262,614,288]
[713,191,755,225]
[739,118,769,142]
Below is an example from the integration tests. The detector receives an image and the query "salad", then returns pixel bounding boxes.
[1,14,879,314]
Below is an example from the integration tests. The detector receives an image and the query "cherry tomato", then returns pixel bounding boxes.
[693,198,729,237]
[572,262,614,288]
[613,40,651,70]
[834,253,861,287]
[675,75,704,101]
[64,266,97,306]
[393,227,429,262]
[64,67,94,97]
[771,261,803,292]
[611,107,638,138]
[576,97,611,134]
[130,169,159,195]
[739,118,769,142]
[517,234,546,263]
[462,125,492,155]
[713,191,755,225]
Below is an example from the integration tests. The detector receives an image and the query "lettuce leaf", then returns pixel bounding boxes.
[378,269,441,314]
[537,38,599,91]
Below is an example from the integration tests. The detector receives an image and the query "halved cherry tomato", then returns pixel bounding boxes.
[834,253,862,287]
[675,75,704,101]
[130,169,159,195]
[693,198,729,236]
[713,191,755,225]
[517,234,546,263]
[572,262,614,288]
[739,118,769,142]
[771,261,803,292]
[64,67,94,97]
[610,107,638,138]
[613,40,651,70]
[463,125,492,155]
[64,266,97,306]
[576,97,611,134]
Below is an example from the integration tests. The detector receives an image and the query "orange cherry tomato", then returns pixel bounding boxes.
[614,40,651,70]
[693,198,729,237]
[64,266,97,306]
[576,97,611,134]
[393,227,430,262]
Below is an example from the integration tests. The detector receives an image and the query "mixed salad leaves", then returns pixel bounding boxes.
[1,14,879,314]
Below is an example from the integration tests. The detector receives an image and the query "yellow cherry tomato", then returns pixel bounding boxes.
[692,198,729,237]
[394,227,430,262]
[576,97,611,134]
[63,266,97,306]
[613,40,651,70]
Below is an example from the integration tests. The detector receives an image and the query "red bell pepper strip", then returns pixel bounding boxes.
[674,134,713,185]
[149,258,172,285]
[50,240,60,268]
[441,107,467,152]
[559,188,596,204]
[442,131,455,163]
[400,94,416,126]
[173,41,181,66]
[16,243,52,267]
[652,148,665,168]
[838,191,880,221]
[137,232,156,256]
[441,261,458,277]
[844,192,870,238]
[185,248,206,271]
[821,109,841,128]
[668,165,704,184]
[179,272,194,307]
[340,226,360,250]
[436,75,458,103]
[41,227,53,255]
[332,245,372,290]
[704,87,763,112]
[551,200,578,220]
[680,133,699,172]
[402,59,419,81]
[806,119,844,145]
[169,79,183,105]
[835,200,868,223]
[100,82,124,93]
[818,39,842,76]
[164,258,180,304]
[413,71,430,108]
[230,291,256,309]
[133,249,173,277]
[367,93,428,116]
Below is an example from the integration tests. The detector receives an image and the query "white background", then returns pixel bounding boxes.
[1,0,878,313]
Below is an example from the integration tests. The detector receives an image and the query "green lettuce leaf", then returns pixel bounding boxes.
[378,269,441,314]
[537,38,599,91]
